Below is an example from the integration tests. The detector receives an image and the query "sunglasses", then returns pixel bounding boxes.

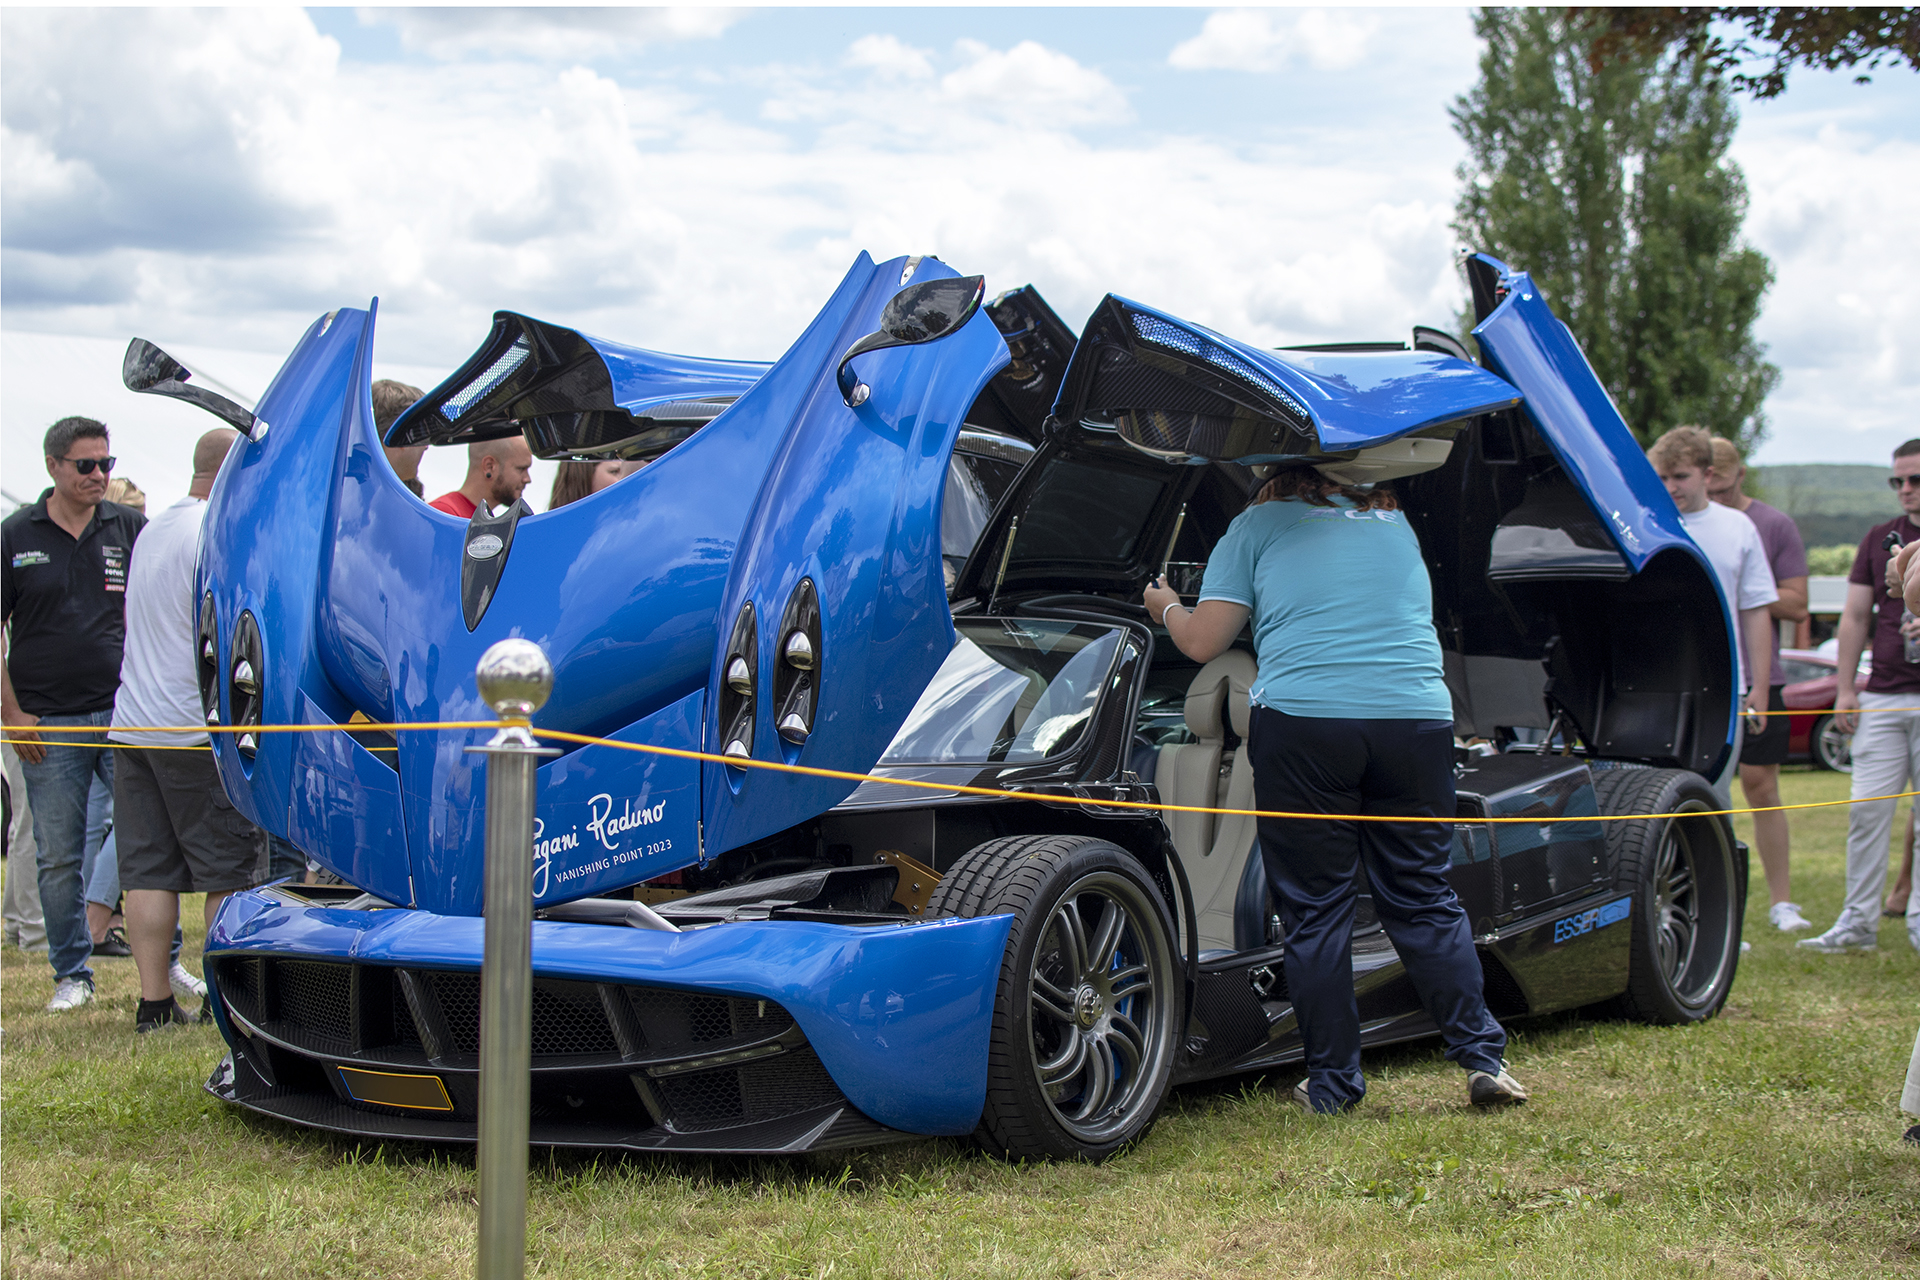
[58,455,116,476]
[1889,475,1920,491]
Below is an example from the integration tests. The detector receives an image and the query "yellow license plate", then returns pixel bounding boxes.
[336,1066,454,1112]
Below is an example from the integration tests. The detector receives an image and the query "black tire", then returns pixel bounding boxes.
[1591,767,1744,1025]
[928,834,1182,1163]
[1810,714,1853,773]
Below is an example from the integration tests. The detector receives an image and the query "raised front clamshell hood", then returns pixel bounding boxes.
[1052,294,1523,465]
[386,311,769,459]
[193,254,1010,918]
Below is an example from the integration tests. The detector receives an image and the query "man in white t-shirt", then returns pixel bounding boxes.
[1647,427,1778,770]
[108,428,267,1033]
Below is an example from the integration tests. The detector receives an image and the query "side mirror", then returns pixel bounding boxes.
[122,338,262,439]
[835,275,986,407]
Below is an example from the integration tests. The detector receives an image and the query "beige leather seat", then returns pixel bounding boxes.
[1158,652,1257,867]
[1157,651,1263,954]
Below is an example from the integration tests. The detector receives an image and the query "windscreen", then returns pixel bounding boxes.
[879,619,1124,765]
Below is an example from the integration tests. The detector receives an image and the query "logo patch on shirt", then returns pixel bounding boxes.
[1300,507,1401,524]
[101,545,128,593]
[11,551,51,568]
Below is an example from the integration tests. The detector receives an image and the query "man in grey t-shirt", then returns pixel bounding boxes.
[1710,436,1812,931]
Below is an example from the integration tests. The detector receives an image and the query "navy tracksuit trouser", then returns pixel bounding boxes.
[1247,707,1506,1112]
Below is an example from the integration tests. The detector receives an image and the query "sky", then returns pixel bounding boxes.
[4,5,1918,507]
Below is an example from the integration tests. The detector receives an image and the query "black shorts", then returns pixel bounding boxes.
[113,746,267,893]
[1739,685,1791,767]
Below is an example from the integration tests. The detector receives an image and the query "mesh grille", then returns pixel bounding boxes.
[274,961,353,1047]
[654,1046,843,1132]
[624,987,793,1057]
[216,956,849,1135]
[1130,313,1311,421]
[428,972,483,1054]
[1093,349,1235,417]
[688,996,734,1043]
[642,399,732,421]
[530,981,618,1056]
[213,957,261,1025]
[444,338,530,420]
[390,990,422,1050]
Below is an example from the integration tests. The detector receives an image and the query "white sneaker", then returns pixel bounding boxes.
[168,962,207,1003]
[1796,921,1878,953]
[1769,902,1813,932]
[1468,1062,1529,1107]
[45,976,95,1011]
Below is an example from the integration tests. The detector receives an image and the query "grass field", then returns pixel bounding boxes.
[4,769,1918,1279]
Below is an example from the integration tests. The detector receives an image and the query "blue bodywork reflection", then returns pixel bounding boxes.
[207,889,1014,1136]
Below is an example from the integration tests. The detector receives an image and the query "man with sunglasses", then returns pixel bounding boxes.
[1802,438,1920,953]
[1,417,147,1010]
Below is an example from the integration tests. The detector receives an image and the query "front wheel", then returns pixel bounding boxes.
[929,834,1182,1163]
[1810,714,1853,773]
[1592,768,1744,1025]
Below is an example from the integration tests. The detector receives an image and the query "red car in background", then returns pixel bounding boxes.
[1781,648,1868,772]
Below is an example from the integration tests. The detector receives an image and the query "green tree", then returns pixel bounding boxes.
[1580,7,1920,99]
[1452,8,1780,451]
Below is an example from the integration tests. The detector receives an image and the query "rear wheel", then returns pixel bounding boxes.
[1592,768,1744,1024]
[1810,714,1853,773]
[929,834,1181,1162]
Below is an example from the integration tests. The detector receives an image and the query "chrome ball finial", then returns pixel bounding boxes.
[475,638,553,720]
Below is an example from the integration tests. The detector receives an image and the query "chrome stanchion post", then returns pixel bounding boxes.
[467,639,560,1280]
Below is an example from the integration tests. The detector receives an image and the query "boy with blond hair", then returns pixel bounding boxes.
[1646,427,1778,799]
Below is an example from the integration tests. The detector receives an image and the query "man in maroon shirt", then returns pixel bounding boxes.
[1803,438,1920,952]
[1708,437,1812,930]
[429,436,534,518]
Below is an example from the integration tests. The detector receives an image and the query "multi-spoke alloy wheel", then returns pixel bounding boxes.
[1027,871,1169,1144]
[1592,768,1742,1025]
[1651,824,1699,985]
[929,835,1181,1162]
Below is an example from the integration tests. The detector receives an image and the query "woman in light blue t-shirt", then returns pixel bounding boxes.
[1145,464,1524,1115]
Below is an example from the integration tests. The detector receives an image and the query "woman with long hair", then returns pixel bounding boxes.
[1144,463,1524,1115]
[548,459,639,510]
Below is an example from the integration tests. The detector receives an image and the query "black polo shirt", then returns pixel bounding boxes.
[2,490,148,717]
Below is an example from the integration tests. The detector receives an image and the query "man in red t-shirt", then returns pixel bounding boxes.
[1803,438,1920,952]
[429,436,534,518]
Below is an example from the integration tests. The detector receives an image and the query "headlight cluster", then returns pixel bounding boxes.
[719,577,823,763]
[198,592,264,762]
[719,603,758,761]
[772,578,820,745]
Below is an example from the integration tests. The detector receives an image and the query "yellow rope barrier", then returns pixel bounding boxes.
[8,722,1918,827]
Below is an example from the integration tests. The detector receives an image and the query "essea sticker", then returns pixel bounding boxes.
[1553,896,1632,944]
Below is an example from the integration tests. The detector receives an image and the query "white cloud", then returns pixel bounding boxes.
[0,9,1488,377]
[1170,8,1380,74]
[357,6,740,62]
[941,39,1130,125]
[1733,114,1920,463]
[845,34,934,81]
[3,6,1913,475]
